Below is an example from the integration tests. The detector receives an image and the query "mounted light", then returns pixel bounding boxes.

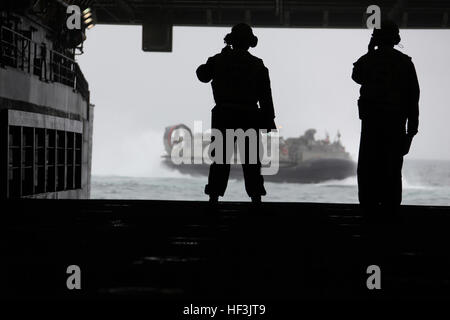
[83,8,95,30]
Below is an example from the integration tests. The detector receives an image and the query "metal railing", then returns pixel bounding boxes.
[0,25,89,101]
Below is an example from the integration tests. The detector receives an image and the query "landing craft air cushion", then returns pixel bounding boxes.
[162,124,356,183]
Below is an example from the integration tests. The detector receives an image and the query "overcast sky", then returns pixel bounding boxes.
[77,26,450,177]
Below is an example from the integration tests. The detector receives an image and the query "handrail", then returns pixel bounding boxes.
[0,25,89,102]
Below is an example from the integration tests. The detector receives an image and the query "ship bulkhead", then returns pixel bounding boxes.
[0,6,93,199]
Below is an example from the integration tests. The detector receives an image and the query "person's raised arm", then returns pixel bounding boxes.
[352,58,365,84]
[196,57,214,83]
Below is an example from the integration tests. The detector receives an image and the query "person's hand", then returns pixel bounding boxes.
[221,45,232,53]
[402,135,414,156]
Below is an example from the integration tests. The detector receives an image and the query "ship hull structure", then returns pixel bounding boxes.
[1,8,93,199]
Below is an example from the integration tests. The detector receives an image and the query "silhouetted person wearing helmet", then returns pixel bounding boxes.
[196,23,276,204]
[352,20,420,222]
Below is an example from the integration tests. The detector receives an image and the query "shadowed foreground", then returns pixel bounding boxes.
[2,200,450,301]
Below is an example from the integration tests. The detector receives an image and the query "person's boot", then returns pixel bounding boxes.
[251,195,261,204]
[208,195,220,214]
[209,195,219,204]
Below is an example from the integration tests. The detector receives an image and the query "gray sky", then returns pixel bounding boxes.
[77,26,450,177]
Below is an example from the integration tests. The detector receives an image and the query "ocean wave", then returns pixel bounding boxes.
[402,179,435,190]
[315,176,358,187]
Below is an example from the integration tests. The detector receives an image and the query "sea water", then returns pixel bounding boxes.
[91,159,450,206]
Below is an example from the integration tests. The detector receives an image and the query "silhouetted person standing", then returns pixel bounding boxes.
[196,23,276,204]
[352,20,420,221]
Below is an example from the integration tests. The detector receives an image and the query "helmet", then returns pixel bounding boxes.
[371,20,401,46]
[224,23,258,48]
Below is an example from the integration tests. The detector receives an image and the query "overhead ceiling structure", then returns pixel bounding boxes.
[89,0,450,51]
[92,0,450,28]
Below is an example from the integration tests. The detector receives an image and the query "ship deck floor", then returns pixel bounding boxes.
[2,200,450,301]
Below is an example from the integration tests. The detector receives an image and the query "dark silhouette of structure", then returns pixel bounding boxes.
[352,20,420,219]
[4,200,450,301]
[196,23,276,204]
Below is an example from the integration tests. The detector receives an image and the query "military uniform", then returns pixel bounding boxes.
[352,47,420,209]
[197,46,275,198]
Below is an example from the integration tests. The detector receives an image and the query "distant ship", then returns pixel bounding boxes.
[162,124,356,183]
